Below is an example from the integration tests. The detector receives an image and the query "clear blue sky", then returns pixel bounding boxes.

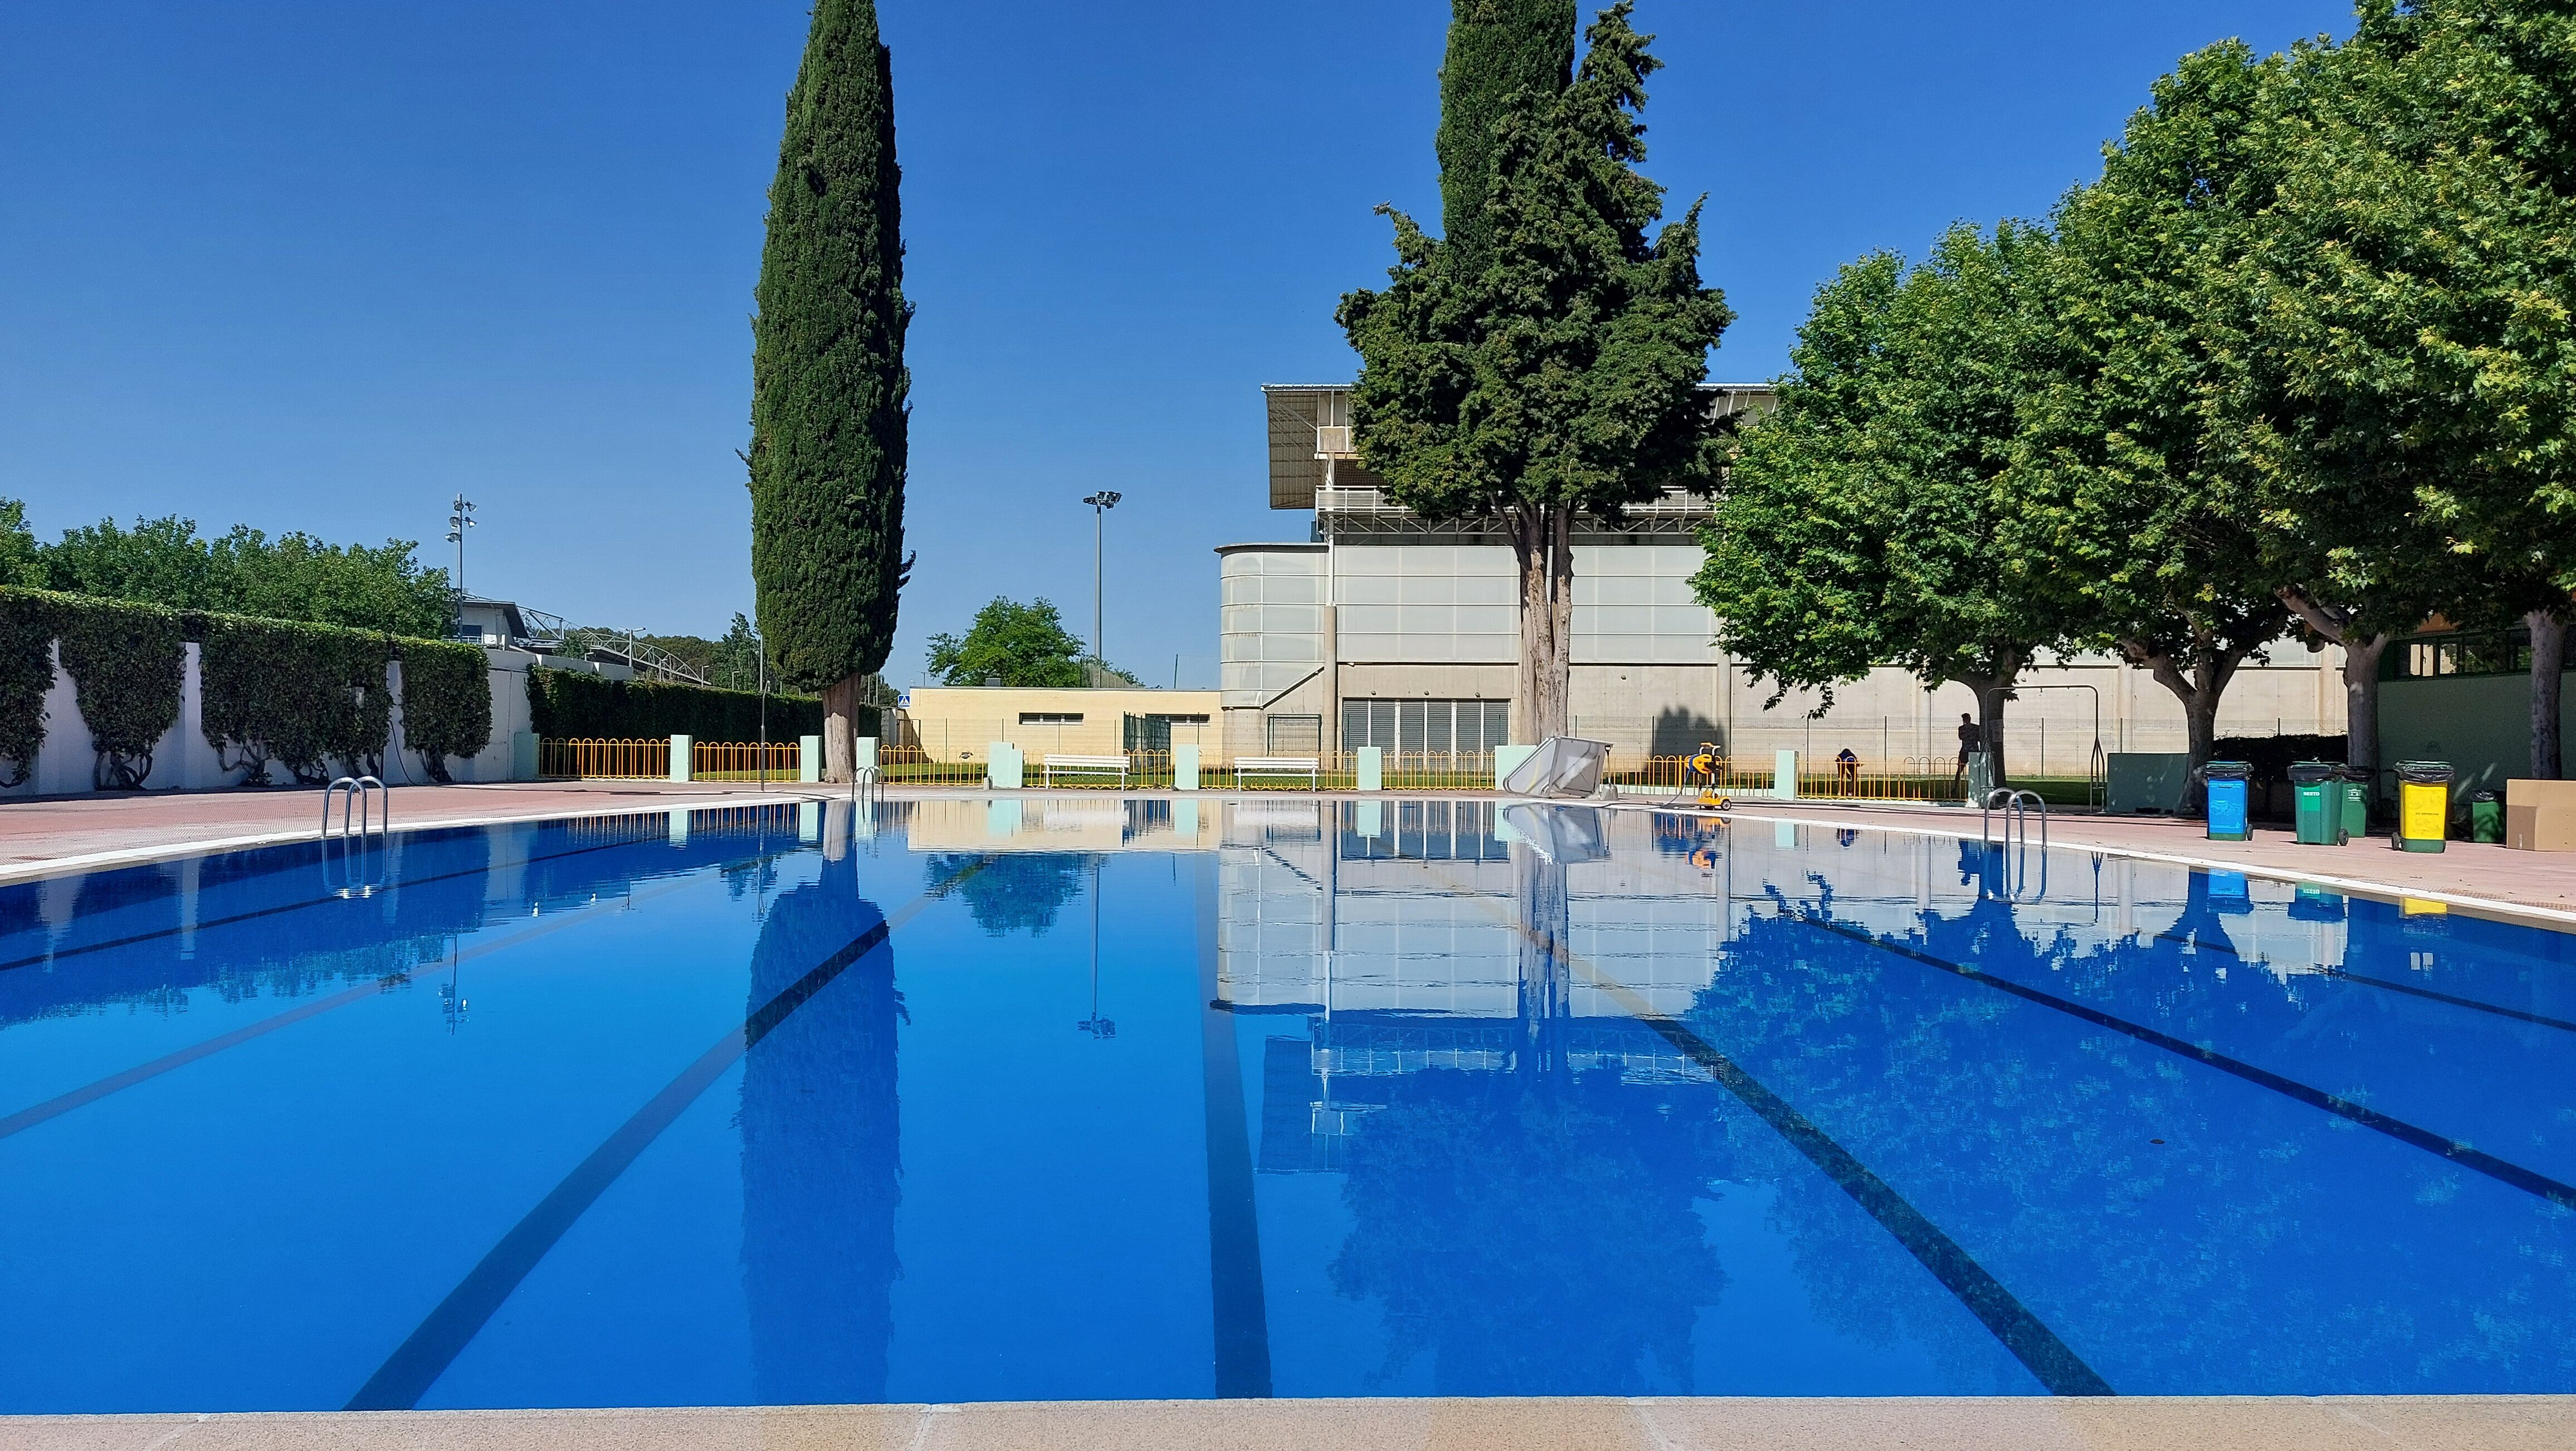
[1,2,2354,689]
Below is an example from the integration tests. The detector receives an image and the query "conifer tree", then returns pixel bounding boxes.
[1343,4,1731,741]
[1436,0,1576,264]
[750,0,910,782]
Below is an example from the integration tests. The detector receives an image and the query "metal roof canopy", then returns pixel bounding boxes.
[1261,382,1775,512]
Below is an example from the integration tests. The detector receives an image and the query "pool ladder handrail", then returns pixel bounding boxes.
[323,776,387,838]
[849,763,882,809]
[1980,787,2048,853]
[1980,788,2050,901]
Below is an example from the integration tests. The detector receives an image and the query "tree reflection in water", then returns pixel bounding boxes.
[1691,873,2576,1394]
[1326,840,1726,1395]
[741,837,901,1405]
[925,851,1094,937]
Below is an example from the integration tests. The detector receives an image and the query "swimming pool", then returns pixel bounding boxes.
[0,794,2569,1411]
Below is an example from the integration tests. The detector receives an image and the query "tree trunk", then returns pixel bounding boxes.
[2342,635,2387,789]
[2275,587,2388,796]
[1962,668,2016,792]
[1507,505,1574,743]
[1546,505,1574,740]
[1510,514,1544,745]
[2529,607,2566,779]
[822,674,861,784]
[2124,631,2240,817]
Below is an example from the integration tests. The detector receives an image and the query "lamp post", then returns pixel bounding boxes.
[1081,490,1120,684]
[445,495,476,635]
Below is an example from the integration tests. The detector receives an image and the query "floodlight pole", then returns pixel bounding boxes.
[1081,490,1120,683]
[444,495,477,634]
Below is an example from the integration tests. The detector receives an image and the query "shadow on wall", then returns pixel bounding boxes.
[1648,707,1722,759]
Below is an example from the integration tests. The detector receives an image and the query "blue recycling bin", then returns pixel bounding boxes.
[2205,761,2252,842]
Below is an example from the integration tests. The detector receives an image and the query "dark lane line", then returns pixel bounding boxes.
[1409,864,2112,1397]
[1798,914,2576,1212]
[0,829,672,976]
[344,855,991,1413]
[0,846,806,1146]
[1627,1009,2115,1396]
[2318,966,2576,1035]
[2149,929,2576,1035]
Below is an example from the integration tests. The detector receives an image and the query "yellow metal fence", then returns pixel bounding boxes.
[693,740,801,781]
[538,739,1968,801]
[542,738,670,780]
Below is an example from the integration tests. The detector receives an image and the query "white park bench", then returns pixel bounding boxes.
[1042,753,1131,788]
[1234,756,1321,790]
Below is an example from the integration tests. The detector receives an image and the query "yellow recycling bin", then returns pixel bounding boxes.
[2393,761,2452,854]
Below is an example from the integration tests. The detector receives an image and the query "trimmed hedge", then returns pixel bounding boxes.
[199,615,392,786]
[526,666,821,742]
[0,597,55,787]
[398,641,493,783]
[0,586,494,790]
[48,595,185,789]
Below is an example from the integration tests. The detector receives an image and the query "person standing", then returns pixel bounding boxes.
[1948,713,1980,797]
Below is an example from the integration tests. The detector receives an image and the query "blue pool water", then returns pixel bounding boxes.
[0,795,2571,1410]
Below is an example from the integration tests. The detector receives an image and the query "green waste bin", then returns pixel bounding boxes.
[2289,762,2345,845]
[2336,768,2372,841]
[2470,790,2504,845]
[2394,760,2452,854]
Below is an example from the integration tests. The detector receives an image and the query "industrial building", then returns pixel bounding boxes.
[1220,383,2346,773]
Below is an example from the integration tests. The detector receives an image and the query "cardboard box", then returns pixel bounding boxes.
[2505,779,2576,851]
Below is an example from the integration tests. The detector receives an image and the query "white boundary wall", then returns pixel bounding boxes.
[2,642,531,800]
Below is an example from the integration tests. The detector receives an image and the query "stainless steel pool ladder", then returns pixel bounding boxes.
[1980,787,2047,854]
[323,776,387,838]
[850,764,882,809]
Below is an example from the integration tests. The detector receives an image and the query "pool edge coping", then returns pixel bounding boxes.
[3,787,2570,934]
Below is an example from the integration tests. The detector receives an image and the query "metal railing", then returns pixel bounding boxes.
[321,776,386,837]
[693,740,799,782]
[1607,755,1943,803]
[850,764,882,810]
[542,738,670,780]
[1982,788,2050,853]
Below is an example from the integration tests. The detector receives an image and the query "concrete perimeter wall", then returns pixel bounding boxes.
[2,643,531,800]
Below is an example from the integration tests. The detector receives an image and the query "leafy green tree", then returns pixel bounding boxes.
[712,612,764,692]
[1436,0,1575,265]
[0,502,45,588]
[209,527,453,637]
[13,505,450,636]
[2257,0,2576,777]
[749,0,910,783]
[925,597,1117,688]
[1340,3,1733,741]
[1697,224,2075,787]
[2013,43,2293,797]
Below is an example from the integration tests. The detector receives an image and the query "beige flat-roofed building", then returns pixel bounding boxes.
[888,685,1222,764]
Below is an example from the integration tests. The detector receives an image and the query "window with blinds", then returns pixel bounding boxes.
[1339,699,1509,756]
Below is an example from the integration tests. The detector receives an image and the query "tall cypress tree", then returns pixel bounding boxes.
[750,0,909,782]
[1436,0,1576,261]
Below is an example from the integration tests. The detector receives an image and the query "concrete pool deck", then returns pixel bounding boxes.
[7,1395,2573,1450]
[4,780,2575,920]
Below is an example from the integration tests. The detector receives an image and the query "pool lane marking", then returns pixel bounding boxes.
[2317,965,2576,1035]
[2144,925,2576,1036]
[1792,912,2576,1213]
[0,827,680,977]
[344,855,994,1414]
[0,849,804,1147]
[1410,864,2115,1398]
